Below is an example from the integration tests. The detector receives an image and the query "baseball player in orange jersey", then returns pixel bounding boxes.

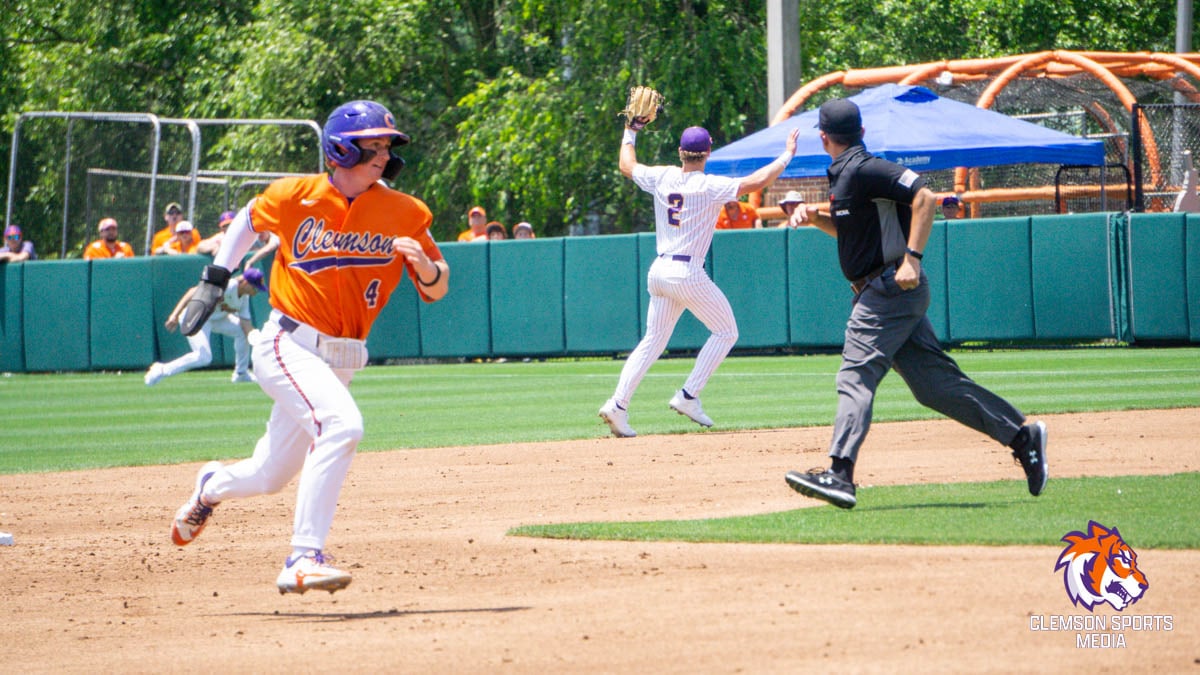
[168,100,449,595]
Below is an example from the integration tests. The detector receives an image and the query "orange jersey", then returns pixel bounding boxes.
[151,227,201,251]
[251,174,442,340]
[457,229,482,242]
[83,239,135,259]
[715,201,758,230]
[161,237,199,254]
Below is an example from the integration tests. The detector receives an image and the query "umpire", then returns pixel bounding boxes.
[783,97,1047,509]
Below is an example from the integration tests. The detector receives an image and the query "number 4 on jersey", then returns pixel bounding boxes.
[364,279,381,308]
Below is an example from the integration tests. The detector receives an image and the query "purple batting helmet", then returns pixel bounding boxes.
[322,100,411,169]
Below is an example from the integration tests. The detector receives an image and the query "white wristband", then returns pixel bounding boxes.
[622,128,638,146]
[774,151,793,166]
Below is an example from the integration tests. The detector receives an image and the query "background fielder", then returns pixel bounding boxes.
[599,86,799,438]
[145,268,266,385]
[167,99,450,595]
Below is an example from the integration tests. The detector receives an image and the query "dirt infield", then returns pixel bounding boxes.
[1,408,1196,673]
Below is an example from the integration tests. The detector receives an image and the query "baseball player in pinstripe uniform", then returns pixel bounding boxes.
[168,100,449,594]
[599,122,799,437]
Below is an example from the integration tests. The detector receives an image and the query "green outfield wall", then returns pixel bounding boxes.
[1,212,1195,373]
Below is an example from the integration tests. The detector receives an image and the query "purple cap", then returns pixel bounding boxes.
[242,267,267,292]
[679,126,712,153]
[219,210,237,226]
[4,225,21,238]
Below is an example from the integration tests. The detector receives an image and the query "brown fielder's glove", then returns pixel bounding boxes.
[621,86,664,131]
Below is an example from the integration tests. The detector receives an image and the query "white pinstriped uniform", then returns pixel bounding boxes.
[610,164,740,407]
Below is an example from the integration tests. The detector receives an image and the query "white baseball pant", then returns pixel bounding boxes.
[611,257,738,406]
[199,314,364,551]
[162,314,250,377]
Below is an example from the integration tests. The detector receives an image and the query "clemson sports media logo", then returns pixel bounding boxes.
[1055,520,1148,612]
[1029,522,1171,648]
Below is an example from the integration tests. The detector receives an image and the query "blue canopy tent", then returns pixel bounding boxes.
[706,84,1105,178]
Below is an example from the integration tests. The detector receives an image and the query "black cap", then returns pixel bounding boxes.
[818,99,862,135]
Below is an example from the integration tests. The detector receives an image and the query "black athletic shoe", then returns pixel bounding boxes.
[1013,421,1048,496]
[785,468,857,509]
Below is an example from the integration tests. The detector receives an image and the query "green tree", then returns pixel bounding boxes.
[0,0,1190,250]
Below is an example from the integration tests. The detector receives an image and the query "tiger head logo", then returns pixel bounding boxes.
[1054,521,1148,612]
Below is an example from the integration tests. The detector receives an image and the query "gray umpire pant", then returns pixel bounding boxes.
[829,266,1025,463]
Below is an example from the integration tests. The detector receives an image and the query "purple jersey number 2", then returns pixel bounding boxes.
[667,193,683,227]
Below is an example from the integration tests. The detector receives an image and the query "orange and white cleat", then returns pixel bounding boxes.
[276,551,353,595]
[170,461,223,546]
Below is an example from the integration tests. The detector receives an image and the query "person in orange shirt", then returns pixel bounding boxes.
[83,217,135,260]
[154,220,199,255]
[714,199,760,229]
[166,99,449,596]
[458,206,488,241]
[151,202,201,254]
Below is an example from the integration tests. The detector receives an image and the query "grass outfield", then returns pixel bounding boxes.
[0,347,1197,474]
[509,473,1200,549]
[3,347,1196,549]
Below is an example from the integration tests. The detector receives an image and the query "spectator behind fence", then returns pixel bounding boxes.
[155,220,199,255]
[941,195,962,220]
[152,203,201,254]
[714,199,760,229]
[83,217,135,259]
[0,225,36,263]
[458,206,488,242]
[196,210,237,256]
[777,190,806,228]
[512,222,535,239]
[485,221,507,240]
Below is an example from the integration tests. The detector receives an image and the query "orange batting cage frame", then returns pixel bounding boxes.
[755,50,1200,220]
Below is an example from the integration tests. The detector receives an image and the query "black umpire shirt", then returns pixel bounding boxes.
[826,144,926,281]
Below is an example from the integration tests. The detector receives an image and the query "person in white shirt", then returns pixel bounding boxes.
[598,123,798,437]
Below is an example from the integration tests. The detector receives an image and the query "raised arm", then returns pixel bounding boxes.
[619,128,639,179]
[736,128,799,196]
